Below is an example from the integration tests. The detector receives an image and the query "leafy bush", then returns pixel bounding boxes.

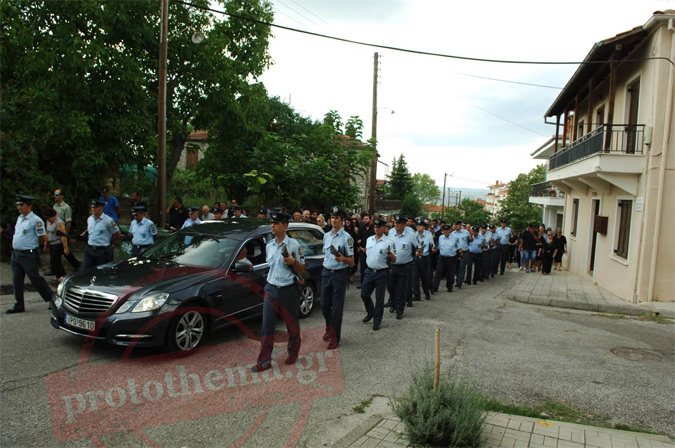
[392,364,485,447]
[400,193,423,218]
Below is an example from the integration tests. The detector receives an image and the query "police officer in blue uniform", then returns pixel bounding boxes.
[480,224,492,281]
[8,195,55,313]
[453,221,470,288]
[360,218,396,331]
[387,214,417,319]
[466,226,485,285]
[81,199,121,270]
[412,217,434,301]
[128,205,157,257]
[321,206,355,349]
[495,219,512,275]
[254,212,306,372]
[489,224,500,277]
[432,224,461,293]
[181,206,201,229]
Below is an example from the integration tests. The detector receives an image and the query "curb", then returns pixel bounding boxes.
[506,294,675,319]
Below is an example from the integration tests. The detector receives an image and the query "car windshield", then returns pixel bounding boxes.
[141,231,240,268]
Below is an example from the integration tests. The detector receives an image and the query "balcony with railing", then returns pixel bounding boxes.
[549,124,644,171]
[529,181,565,207]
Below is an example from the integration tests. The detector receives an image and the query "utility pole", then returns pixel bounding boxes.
[458,191,462,210]
[368,52,379,214]
[441,173,447,219]
[157,0,169,227]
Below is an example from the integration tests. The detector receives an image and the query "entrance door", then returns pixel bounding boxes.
[589,199,601,273]
[626,78,640,154]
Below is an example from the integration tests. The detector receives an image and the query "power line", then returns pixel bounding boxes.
[173,0,674,67]
[454,72,562,90]
[472,105,549,137]
[287,0,329,24]
[274,0,319,26]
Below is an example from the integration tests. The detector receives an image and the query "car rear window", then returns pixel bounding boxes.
[287,228,324,257]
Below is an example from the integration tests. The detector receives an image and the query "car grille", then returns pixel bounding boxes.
[64,287,118,314]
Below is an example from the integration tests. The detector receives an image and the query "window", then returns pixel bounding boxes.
[615,200,632,259]
[595,105,605,129]
[571,199,579,236]
[577,120,585,138]
[287,228,324,257]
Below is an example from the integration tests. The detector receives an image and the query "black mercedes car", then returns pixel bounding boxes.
[50,220,325,351]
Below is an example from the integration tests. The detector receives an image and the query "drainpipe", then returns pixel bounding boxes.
[647,22,675,302]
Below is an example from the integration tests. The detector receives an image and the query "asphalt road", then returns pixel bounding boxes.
[1,269,673,447]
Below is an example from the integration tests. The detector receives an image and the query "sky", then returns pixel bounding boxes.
[256,0,674,191]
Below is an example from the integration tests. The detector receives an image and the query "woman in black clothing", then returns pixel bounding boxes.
[540,231,559,275]
[553,227,567,271]
[507,233,518,268]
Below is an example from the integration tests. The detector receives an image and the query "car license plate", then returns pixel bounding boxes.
[65,314,95,331]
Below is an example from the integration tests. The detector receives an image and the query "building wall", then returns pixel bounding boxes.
[562,23,674,303]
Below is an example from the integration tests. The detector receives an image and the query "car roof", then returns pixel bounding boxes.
[182,218,324,240]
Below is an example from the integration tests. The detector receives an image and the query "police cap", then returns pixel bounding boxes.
[453,220,462,226]
[271,212,291,224]
[480,223,488,229]
[414,216,427,226]
[373,218,387,227]
[441,224,451,230]
[393,214,407,224]
[489,224,496,229]
[189,206,200,213]
[501,218,508,224]
[212,207,223,214]
[329,205,347,219]
[131,205,148,214]
[90,199,107,207]
[16,194,35,205]
[471,226,479,232]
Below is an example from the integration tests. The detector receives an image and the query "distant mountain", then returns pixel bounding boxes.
[434,187,489,206]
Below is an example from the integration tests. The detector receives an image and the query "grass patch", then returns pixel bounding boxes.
[353,396,374,414]
[636,313,673,325]
[392,364,485,447]
[481,398,547,419]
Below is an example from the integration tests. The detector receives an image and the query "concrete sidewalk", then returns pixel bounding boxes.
[502,268,675,319]
[321,398,675,448]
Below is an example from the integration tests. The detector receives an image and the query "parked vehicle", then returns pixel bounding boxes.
[50,220,325,351]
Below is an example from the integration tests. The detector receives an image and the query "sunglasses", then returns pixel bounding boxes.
[53,193,61,196]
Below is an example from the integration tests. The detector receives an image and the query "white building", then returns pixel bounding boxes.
[485,180,509,216]
[529,138,565,230]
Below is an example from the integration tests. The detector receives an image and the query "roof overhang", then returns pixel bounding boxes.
[530,137,562,159]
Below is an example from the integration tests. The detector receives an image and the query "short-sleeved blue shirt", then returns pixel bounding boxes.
[388,228,417,265]
[99,194,120,222]
[13,212,46,250]
[266,235,305,287]
[437,232,460,257]
[365,234,392,270]
[323,228,355,270]
[129,217,157,246]
[87,213,120,246]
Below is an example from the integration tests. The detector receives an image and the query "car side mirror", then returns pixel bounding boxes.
[232,261,253,272]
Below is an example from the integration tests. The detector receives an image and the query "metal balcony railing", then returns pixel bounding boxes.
[549,124,644,170]
[530,181,565,198]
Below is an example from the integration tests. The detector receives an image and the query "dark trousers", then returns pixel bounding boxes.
[455,255,467,287]
[389,263,411,315]
[11,250,54,310]
[48,244,66,278]
[542,254,554,274]
[320,268,349,343]
[82,245,113,270]
[64,251,80,270]
[499,245,510,273]
[466,252,482,284]
[433,255,455,292]
[481,251,491,280]
[359,252,368,284]
[131,244,151,257]
[412,256,431,299]
[257,283,301,365]
[360,268,388,326]
[490,249,500,276]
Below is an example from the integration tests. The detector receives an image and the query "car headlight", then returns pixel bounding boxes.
[56,280,65,298]
[131,292,170,313]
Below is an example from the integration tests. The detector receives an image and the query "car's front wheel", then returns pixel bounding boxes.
[166,309,206,352]
[298,282,316,319]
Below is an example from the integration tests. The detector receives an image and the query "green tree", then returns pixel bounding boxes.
[400,193,423,218]
[499,164,546,231]
[411,173,440,205]
[388,155,413,200]
[0,0,273,224]
[460,198,491,226]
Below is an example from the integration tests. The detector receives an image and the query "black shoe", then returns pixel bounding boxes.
[48,303,51,310]
[500,272,504,275]
[373,323,381,331]
[447,288,453,293]
[407,301,414,307]
[455,284,461,289]
[323,331,331,341]
[473,282,478,285]
[284,356,298,365]
[327,340,339,350]
[425,295,431,300]
[356,285,362,289]
[384,301,392,307]
[362,314,373,323]
[431,289,437,294]
[389,307,395,313]
[413,298,421,302]
[479,279,485,282]
[6,307,25,314]
[396,314,403,320]
[252,362,271,373]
